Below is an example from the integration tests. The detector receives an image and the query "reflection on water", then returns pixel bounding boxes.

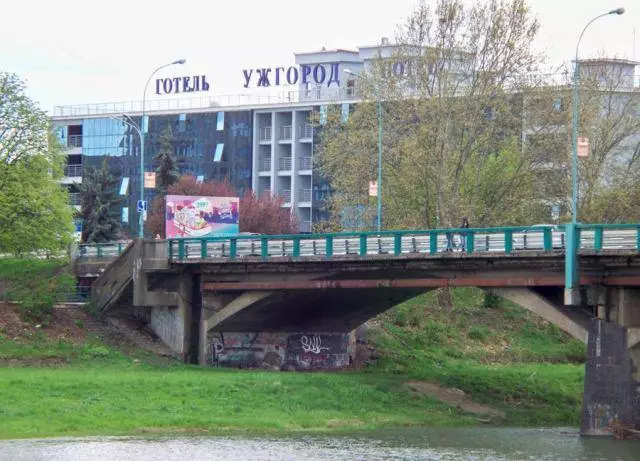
[1,427,639,461]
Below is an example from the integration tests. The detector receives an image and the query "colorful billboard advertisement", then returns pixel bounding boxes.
[165,195,239,238]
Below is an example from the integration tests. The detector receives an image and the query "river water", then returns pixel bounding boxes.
[0,427,638,460]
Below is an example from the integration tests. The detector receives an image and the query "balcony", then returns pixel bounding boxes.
[298,157,312,170]
[259,126,272,142]
[69,193,81,206]
[279,189,291,203]
[278,157,292,171]
[258,157,271,172]
[299,123,313,139]
[298,188,312,203]
[67,135,82,148]
[64,164,83,177]
[279,125,292,141]
[299,220,312,233]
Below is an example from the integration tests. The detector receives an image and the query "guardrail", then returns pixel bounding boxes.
[75,242,130,259]
[166,224,640,262]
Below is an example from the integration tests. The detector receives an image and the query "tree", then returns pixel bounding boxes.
[78,161,123,243]
[0,72,74,255]
[316,0,548,230]
[154,125,180,194]
[147,175,298,237]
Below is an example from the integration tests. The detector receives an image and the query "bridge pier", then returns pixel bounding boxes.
[581,287,640,436]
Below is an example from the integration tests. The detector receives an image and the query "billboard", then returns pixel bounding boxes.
[165,195,239,238]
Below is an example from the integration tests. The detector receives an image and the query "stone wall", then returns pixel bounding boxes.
[150,306,184,355]
[581,319,640,435]
[205,331,355,370]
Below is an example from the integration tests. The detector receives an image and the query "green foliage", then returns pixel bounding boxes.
[0,258,74,322]
[78,160,123,243]
[154,126,180,195]
[483,292,502,309]
[0,73,75,255]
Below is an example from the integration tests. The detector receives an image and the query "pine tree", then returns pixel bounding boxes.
[78,160,123,243]
[154,126,180,195]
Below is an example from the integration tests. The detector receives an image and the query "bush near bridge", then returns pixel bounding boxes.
[0,258,74,322]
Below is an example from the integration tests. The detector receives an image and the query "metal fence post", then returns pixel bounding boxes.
[504,230,513,254]
[359,234,367,256]
[230,238,237,259]
[429,231,438,255]
[394,233,402,256]
[594,227,603,252]
[325,235,333,258]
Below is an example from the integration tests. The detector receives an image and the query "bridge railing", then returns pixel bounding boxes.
[74,242,130,259]
[166,225,567,261]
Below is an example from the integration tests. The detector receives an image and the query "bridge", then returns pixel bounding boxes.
[75,223,640,436]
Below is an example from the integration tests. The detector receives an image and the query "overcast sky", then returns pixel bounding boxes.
[1,0,637,114]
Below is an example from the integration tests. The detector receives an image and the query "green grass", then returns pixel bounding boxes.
[0,283,588,439]
[0,367,475,440]
[367,288,586,426]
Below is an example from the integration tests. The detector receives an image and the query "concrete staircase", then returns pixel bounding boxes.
[91,240,137,314]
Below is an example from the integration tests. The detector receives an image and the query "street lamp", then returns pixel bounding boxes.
[565,7,624,306]
[344,68,383,232]
[571,8,624,224]
[138,59,186,238]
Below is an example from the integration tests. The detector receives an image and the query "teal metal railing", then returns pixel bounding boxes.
[76,242,129,259]
[165,224,640,261]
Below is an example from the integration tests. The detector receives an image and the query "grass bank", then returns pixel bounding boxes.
[0,261,586,439]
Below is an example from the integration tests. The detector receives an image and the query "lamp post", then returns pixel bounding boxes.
[138,59,186,238]
[571,8,624,224]
[565,8,624,306]
[344,68,383,232]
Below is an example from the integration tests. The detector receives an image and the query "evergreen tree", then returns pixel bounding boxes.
[154,126,180,194]
[78,160,123,243]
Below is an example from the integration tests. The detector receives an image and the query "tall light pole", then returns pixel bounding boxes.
[571,8,624,224]
[565,7,624,307]
[344,68,383,232]
[138,59,186,238]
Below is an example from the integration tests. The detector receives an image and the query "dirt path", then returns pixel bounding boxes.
[405,380,506,419]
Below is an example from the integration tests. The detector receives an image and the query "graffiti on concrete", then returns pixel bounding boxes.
[205,332,354,370]
[300,335,329,354]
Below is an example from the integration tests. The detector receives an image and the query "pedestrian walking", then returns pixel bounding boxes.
[459,217,469,252]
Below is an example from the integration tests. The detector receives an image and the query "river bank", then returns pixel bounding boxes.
[0,259,587,439]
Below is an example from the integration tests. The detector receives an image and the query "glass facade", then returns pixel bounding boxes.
[79,110,252,237]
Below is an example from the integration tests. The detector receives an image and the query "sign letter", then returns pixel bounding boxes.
[327,63,340,87]
[242,69,253,88]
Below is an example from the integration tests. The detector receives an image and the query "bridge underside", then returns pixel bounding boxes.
[206,287,429,333]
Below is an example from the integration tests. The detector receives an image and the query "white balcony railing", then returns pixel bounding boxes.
[280,189,291,203]
[298,189,312,202]
[259,126,272,142]
[67,135,82,148]
[298,157,312,170]
[278,157,292,171]
[53,88,361,118]
[69,193,81,206]
[280,125,292,141]
[259,157,271,172]
[299,220,312,233]
[300,123,313,139]
[64,164,83,177]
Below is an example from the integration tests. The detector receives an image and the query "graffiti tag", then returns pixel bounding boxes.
[300,335,329,354]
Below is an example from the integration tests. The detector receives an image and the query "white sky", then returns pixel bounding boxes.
[1,0,637,113]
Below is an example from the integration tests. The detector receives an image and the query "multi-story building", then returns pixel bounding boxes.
[52,39,640,237]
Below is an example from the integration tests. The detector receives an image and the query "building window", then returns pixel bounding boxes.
[178,113,186,132]
[341,103,350,123]
[346,80,355,97]
[121,207,129,223]
[196,175,204,184]
[216,112,225,131]
[119,177,129,195]
[552,98,564,112]
[319,105,327,125]
[214,143,224,162]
